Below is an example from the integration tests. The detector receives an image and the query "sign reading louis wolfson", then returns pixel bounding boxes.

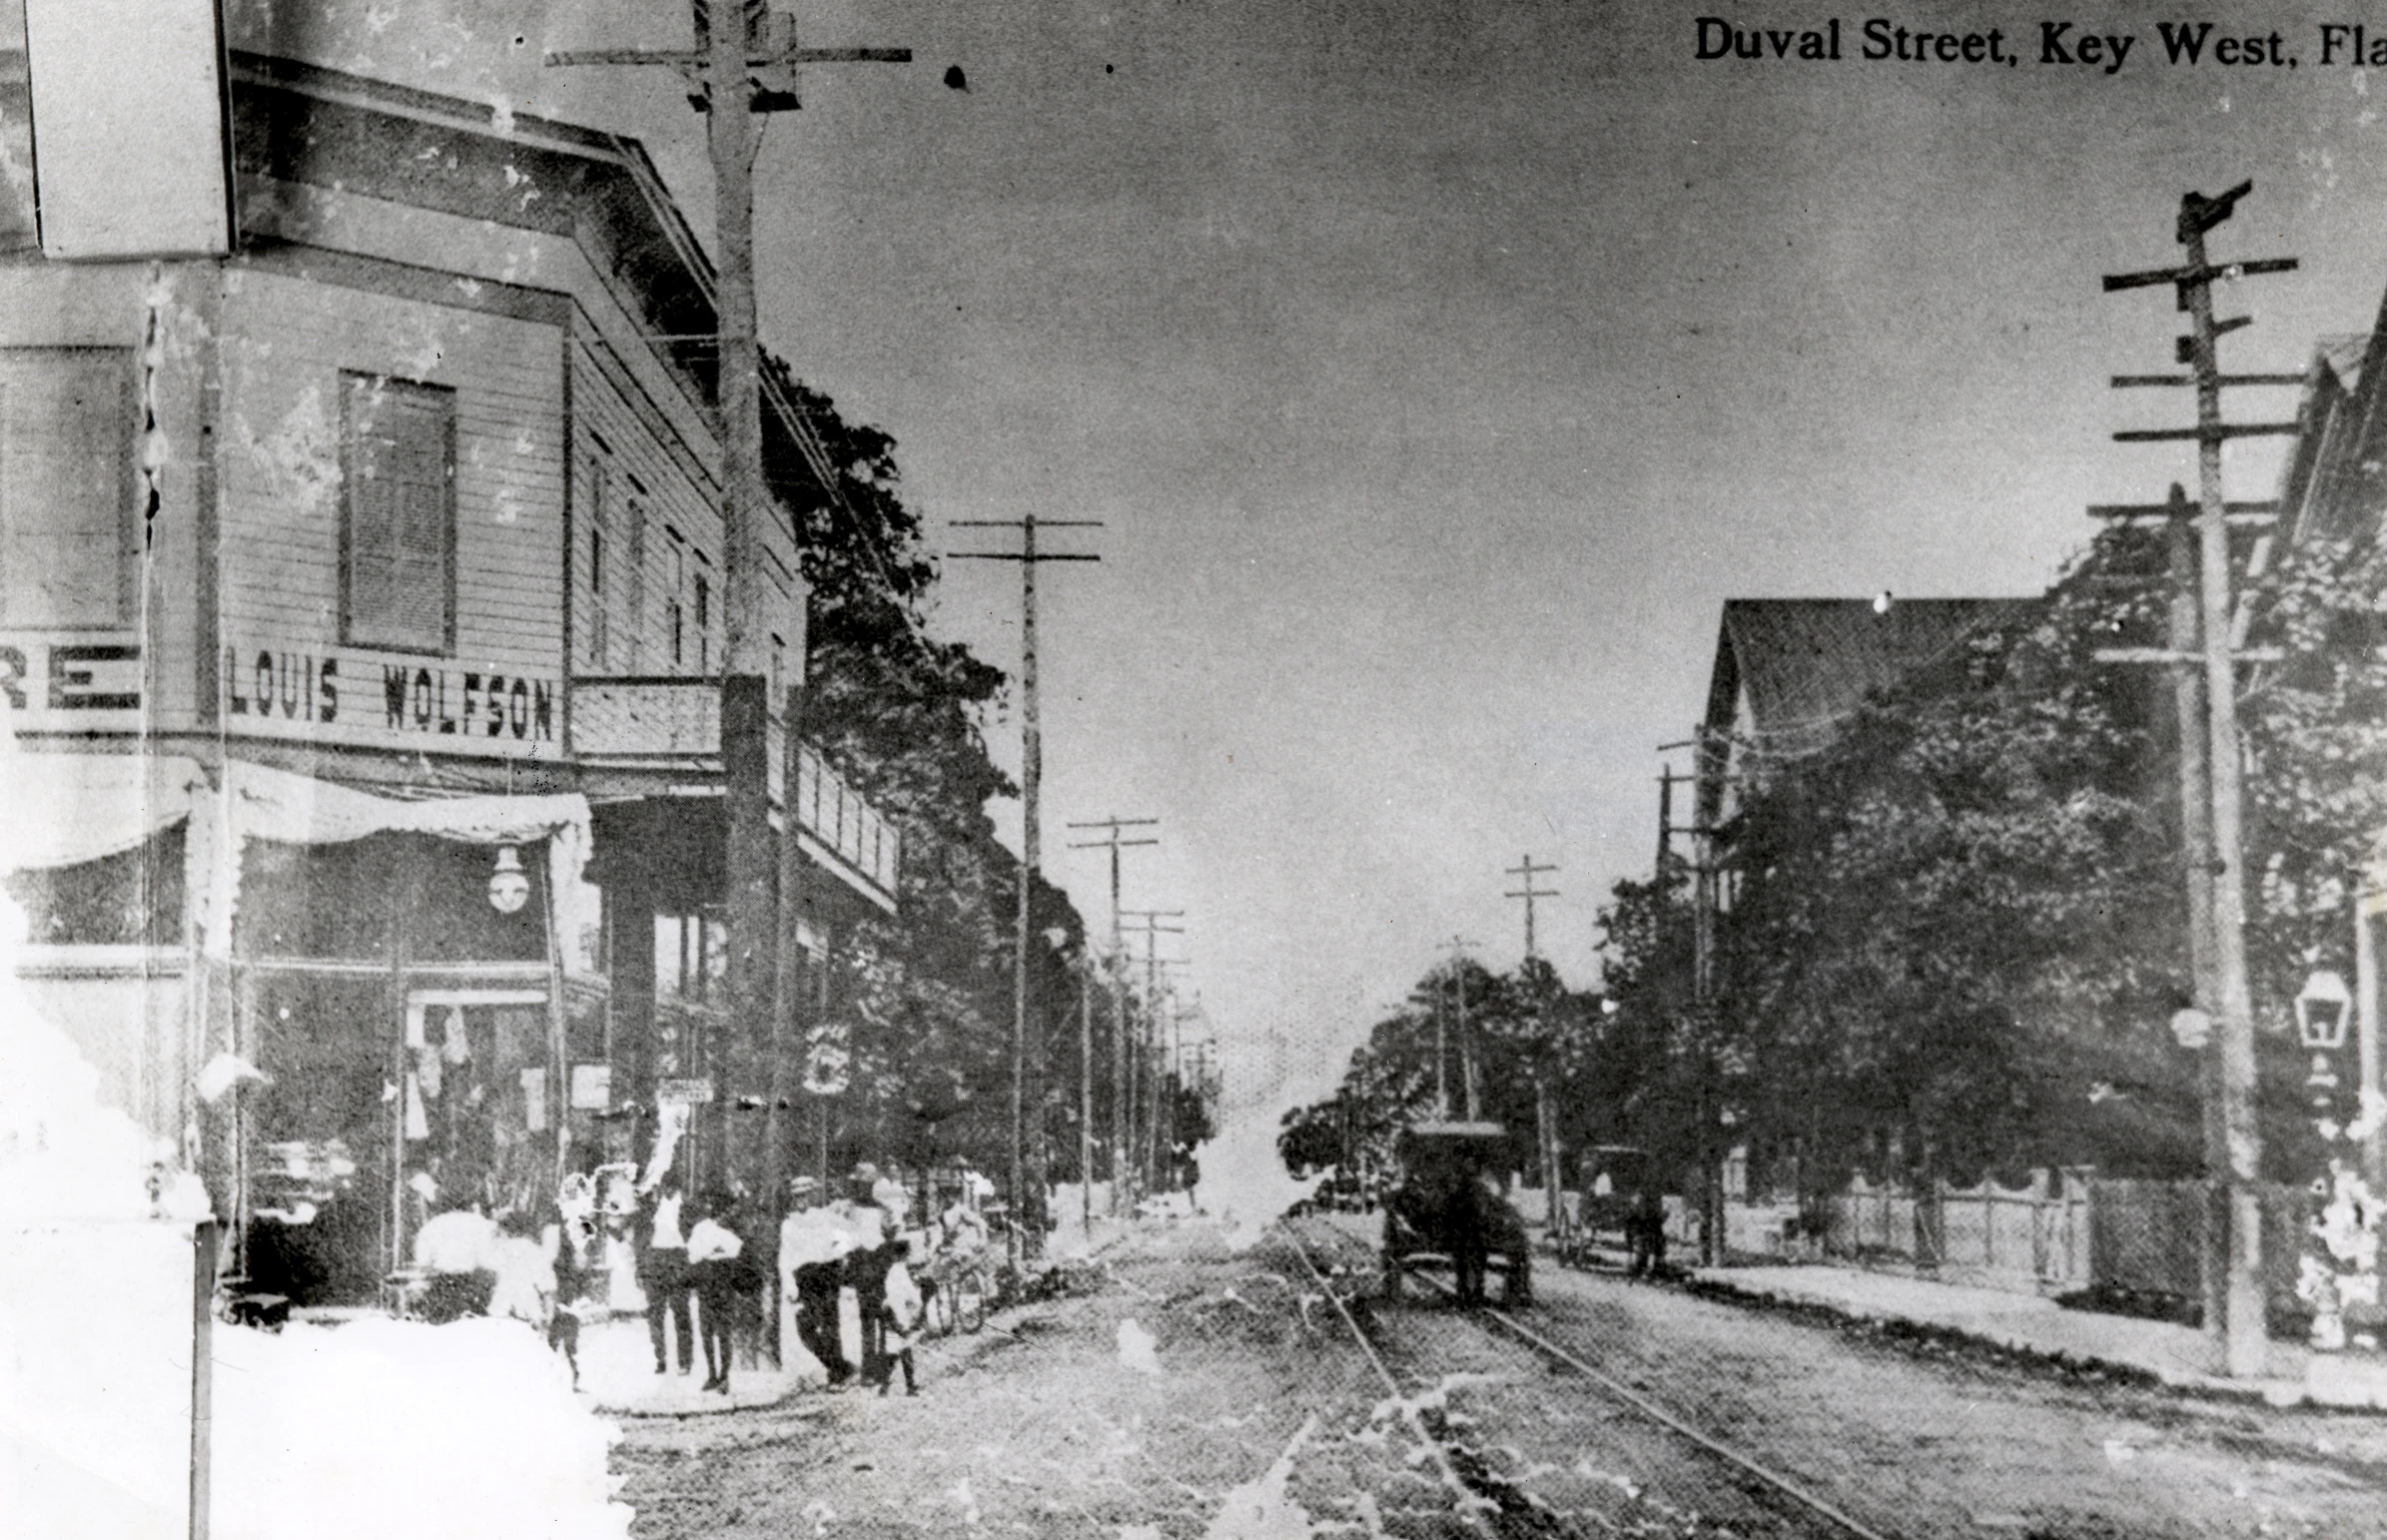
[0,637,558,752]
[214,641,559,750]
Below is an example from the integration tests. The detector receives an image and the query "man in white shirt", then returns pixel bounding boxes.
[778,1178,854,1385]
[684,1194,746,1393]
[638,1178,694,1374]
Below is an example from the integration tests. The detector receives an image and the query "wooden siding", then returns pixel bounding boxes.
[215,268,563,757]
[0,262,195,732]
[570,332,722,683]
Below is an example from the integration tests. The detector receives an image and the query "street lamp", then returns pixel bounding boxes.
[486,845,530,914]
[2300,970,2353,1052]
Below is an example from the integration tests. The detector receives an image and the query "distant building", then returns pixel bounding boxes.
[1693,596,2035,841]
[0,54,898,1308]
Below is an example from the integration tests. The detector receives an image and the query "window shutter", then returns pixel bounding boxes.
[625,500,646,670]
[344,375,453,653]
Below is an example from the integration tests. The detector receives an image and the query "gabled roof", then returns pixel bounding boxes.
[2275,334,2381,549]
[1700,597,2033,766]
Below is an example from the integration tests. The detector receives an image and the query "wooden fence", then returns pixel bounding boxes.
[1814,1172,2314,1314]
[1819,1169,2092,1290]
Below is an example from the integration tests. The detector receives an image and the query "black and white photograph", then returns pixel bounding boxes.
[7,1,2387,1536]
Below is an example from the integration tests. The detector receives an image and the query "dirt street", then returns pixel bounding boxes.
[613,1218,2387,1539]
[613,1220,1453,1539]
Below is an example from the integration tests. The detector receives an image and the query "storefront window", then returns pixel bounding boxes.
[245,973,392,1308]
[653,907,726,1002]
[233,831,562,1311]
[4,820,184,945]
[236,833,547,962]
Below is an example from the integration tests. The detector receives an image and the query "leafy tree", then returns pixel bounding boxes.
[1685,515,2387,1196]
[764,362,1092,1211]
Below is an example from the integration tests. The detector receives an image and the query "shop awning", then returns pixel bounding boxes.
[199,763,592,963]
[0,749,209,871]
[218,761,587,848]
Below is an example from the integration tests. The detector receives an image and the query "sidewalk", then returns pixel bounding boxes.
[1684,1259,2387,1411]
[575,1311,810,1416]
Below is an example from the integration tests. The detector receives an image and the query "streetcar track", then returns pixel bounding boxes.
[1282,1216,1898,1540]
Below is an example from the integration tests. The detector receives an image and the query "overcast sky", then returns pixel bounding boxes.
[235,0,2387,1118]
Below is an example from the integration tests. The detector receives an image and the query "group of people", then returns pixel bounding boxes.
[404,1155,994,1402]
[776,1161,987,1397]
[407,1186,600,1388]
[632,1178,767,1394]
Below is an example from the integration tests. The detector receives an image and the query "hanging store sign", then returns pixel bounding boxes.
[569,1064,613,1112]
[657,1077,716,1107]
[221,639,557,757]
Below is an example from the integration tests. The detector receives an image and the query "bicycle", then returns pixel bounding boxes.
[920,1251,990,1335]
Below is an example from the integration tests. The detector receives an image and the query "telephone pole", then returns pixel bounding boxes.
[1438,936,1483,1121]
[2100,179,2299,1377]
[1505,855,1560,962]
[951,514,1102,1262]
[1070,816,1159,1214]
[548,3,911,1200]
[1659,739,1725,1265]
[1506,855,1564,1237]
[1120,909,1185,1195]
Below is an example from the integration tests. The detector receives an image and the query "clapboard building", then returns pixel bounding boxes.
[0,52,898,1308]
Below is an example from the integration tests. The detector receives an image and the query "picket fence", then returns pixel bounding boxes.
[1811,1171,2314,1313]
[1819,1169,2092,1290]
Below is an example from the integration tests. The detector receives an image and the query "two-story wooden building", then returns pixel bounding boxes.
[0,52,898,1309]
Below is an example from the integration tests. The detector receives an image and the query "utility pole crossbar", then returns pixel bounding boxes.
[2112,423,2300,443]
[2109,374,2305,388]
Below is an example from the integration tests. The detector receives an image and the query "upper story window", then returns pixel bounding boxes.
[0,348,134,628]
[622,491,647,670]
[693,567,711,674]
[580,452,608,666]
[665,527,686,669]
[341,373,454,655]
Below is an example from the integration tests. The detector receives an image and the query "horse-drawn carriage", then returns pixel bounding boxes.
[1380,1122,1531,1306]
[1553,1144,1653,1269]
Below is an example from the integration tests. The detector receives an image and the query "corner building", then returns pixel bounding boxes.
[0,53,898,1311]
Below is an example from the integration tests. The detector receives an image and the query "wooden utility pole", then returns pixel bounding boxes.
[1506,855,1565,1237]
[1438,937,1482,1121]
[1074,959,1094,1236]
[1070,816,1159,1214]
[1120,909,1185,1194]
[549,3,910,1195]
[951,515,1101,1262]
[1505,855,1560,962]
[2100,180,2299,1377]
[2088,483,2238,1340]
[1659,739,1725,1265]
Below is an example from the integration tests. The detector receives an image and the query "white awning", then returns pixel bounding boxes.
[198,762,591,962]
[217,761,586,847]
[0,750,209,872]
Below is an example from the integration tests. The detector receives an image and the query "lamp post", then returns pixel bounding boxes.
[2296,969,2377,1352]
